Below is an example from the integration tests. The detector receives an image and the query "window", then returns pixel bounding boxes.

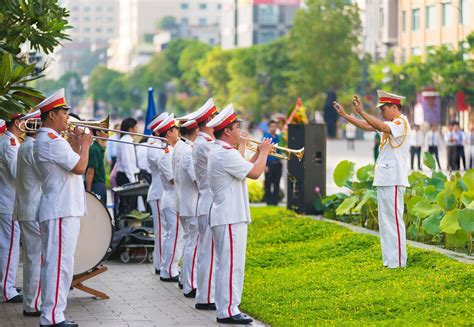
[258,5,279,25]
[401,49,406,63]
[411,47,421,56]
[95,27,102,33]
[217,3,221,10]
[199,3,207,10]
[84,6,90,12]
[72,6,79,11]
[181,17,189,24]
[180,3,189,9]
[425,5,435,29]
[144,33,154,44]
[84,16,90,22]
[411,8,420,31]
[84,27,91,33]
[199,17,207,26]
[96,6,102,12]
[441,3,452,26]
[107,28,114,33]
[401,11,406,32]
[258,31,277,43]
[459,0,470,25]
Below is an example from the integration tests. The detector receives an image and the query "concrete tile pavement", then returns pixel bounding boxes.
[1,262,266,327]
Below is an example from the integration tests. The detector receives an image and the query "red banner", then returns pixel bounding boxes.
[253,0,300,5]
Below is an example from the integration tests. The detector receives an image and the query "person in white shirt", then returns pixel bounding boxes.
[188,98,219,310]
[154,115,183,282]
[33,89,92,327]
[146,113,169,275]
[175,120,200,298]
[444,123,458,171]
[136,137,152,184]
[409,125,423,170]
[14,117,43,316]
[454,122,467,171]
[334,90,411,269]
[0,113,23,304]
[116,117,140,214]
[345,123,356,150]
[105,123,120,169]
[207,104,272,325]
[425,124,442,170]
[468,126,474,169]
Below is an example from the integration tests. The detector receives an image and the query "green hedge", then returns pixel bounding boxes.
[242,207,473,326]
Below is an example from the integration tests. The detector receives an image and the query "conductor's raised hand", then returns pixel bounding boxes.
[258,138,273,155]
[352,95,363,114]
[332,101,347,118]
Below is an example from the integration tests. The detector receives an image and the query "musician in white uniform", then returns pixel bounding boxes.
[207,104,272,324]
[34,89,92,327]
[333,90,411,269]
[188,98,219,310]
[176,119,200,297]
[0,113,23,304]
[154,114,183,282]
[147,112,169,274]
[14,113,43,316]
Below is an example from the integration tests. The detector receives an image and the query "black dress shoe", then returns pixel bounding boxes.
[40,320,78,327]
[155,269,160,275]
[6,294,23,303]
[23,310,41,317]
[178,282,183,289]
[217,313,253,325]
[184,289,196,298]
[160,275,179,282]
[195,303,216,310]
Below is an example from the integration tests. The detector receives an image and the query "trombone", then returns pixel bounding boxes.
[240,135,304,161]
[19,114,168,149]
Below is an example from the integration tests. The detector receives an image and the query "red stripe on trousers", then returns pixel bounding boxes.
[157,201,162,261]
[34,254,43,312]
[394,187,401,267]
[52,218,63,324]
[207,239,214,304]
[191,235,199,289]
[227,225,234,317]
[3,221,16,301]
[168,213,179,278]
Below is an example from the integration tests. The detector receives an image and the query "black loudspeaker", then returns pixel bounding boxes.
[287,123,326,214]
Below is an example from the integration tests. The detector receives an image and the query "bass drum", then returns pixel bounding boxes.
[74,191,113,276]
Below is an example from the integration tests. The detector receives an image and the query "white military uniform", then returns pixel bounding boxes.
[374,114,411,268]
[208,139,253,319]
[177,137,199,294]
[34,127,86,326]
[192,131,216,304]
[14,136,42,313]
[172,138,186,213]
[148,139,165,271]
[116,134,139,183]
[0,130,21,302]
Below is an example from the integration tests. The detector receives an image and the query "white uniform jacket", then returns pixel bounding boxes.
[373,114,411,187]
[0,131,19,215]
[178,140,198,217]
[208,140,253,227]
[116,134,139,182]
[157,145,175,210]
[147,140,164,202]
[14,136,42,221]
[192,132,215,216]
[171,139,186,212]
[33,128,86,221]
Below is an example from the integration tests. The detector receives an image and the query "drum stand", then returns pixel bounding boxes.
[71,265,110,300]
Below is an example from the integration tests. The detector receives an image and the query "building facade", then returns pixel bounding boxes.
[397,0,474,63]
[220,0,300,50]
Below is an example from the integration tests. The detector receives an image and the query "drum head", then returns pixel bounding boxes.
[74,192,113,276]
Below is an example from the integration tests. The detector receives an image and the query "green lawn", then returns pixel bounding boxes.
[242,207,473,326]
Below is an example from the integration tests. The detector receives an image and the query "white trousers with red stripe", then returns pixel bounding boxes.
[212,222,248,319]
[160,207,183,279]
[40,217,80,326]
[0,214,20,302]
[179,216,199,294]
[19,221,42,313]
[195,214,215,305]
[149,199,163,272]
[377,186,407,268]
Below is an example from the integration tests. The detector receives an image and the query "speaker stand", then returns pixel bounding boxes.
[71,265,110,300]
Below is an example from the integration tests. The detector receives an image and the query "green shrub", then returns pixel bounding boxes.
[248,179,264,203]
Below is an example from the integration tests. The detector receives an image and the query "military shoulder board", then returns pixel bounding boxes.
[48,132,58,140]
[10,138,16,146]
[164,147,170,154]
[204,136,213,142]
[223,145,233,150]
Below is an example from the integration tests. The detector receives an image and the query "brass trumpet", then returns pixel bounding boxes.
[241,135,304,161]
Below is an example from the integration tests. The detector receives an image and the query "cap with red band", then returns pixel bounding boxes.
[35,88,71,115]
[182,119,198,130]
[187,98,218,124]
[206,103,240,131]
[154,114,176,134]
[376,90,405,108]
[147,112,169,131]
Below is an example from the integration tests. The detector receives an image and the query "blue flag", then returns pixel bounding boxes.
[144,87,157,135]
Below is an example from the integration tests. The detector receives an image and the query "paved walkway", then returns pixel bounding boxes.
[1,262,266,327]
